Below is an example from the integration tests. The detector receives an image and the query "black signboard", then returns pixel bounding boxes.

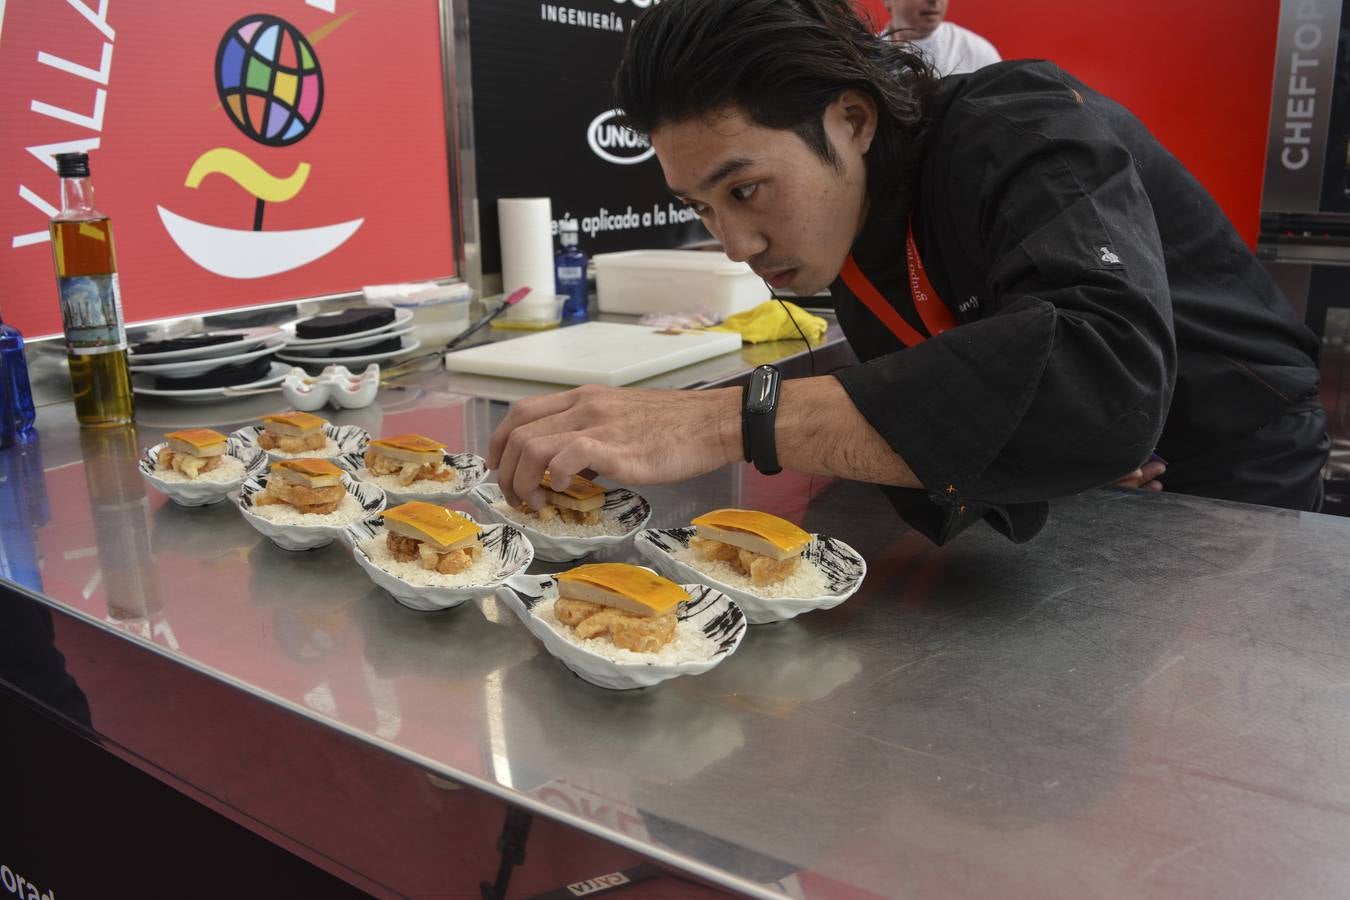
[468,0,708,275]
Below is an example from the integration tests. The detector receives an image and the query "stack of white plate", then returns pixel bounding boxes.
[128,327,289,401]
[277,308,420,368]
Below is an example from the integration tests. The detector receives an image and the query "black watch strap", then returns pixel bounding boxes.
[742,365,782,475]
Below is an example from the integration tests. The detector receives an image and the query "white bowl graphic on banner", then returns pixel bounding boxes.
[157,205,363,279]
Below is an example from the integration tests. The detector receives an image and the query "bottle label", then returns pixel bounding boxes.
[58,273,127,355]
[557,266,584,281]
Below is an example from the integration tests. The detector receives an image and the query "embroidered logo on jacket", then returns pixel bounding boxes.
[1099,246,1122,265]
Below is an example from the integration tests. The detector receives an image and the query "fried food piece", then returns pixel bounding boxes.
[386,528,481,572]
[739,548,800,586]
[421,542,482,574]
[363,450,455,485]
[258,430,327,453]
[571,607,677,653]
[609,610,677,653]
[156,448,223,479]
[387,531,420,562]
[263,478,343,509]
[518,502,601,526]
[254,492,340,515]
[691,535,740,563]
[554,596,604,627]
[692,536,801,585]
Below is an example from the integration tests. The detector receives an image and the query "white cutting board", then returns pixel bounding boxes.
[443,322,742,386]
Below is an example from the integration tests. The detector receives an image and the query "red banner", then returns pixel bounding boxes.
[0,1,456,338]
[855,0,1277,248]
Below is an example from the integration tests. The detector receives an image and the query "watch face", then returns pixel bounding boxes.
[746,368,778,414]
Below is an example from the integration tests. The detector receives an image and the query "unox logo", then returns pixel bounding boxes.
[587,108,655,165]
[155,13,362,279]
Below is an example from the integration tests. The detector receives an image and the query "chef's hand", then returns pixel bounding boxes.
[1112,457,1166,492]
[487,385,743,508]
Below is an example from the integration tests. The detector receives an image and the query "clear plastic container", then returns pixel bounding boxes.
[393,291,471,346]
[488,293,566,331]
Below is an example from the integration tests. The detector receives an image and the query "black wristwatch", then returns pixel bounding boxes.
[742,364,782,475]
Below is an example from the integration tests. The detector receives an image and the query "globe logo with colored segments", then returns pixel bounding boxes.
[215,14,323,147]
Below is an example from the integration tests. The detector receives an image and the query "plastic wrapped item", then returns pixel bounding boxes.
[637,310,722,330]
[364,282,473,347]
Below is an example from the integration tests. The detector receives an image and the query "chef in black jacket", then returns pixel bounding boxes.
[488,0,1329,544]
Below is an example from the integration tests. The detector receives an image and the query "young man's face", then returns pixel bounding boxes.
[651,92,875,297]
[884,0,948,39]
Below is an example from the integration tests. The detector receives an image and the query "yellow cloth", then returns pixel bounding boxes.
[709,300,828,344]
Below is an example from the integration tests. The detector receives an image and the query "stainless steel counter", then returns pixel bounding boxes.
[3,344,1350,897]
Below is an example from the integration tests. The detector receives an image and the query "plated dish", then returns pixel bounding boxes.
[132,361,289,400]
[469,474,651,561]
[138,429,267,506]
[337,433,488,501]
[280,306,413,346]
[127,326,285,363]
[279,322,415,352]
[344,502,533,611]
[127,337,286,376]
[635,508,866,625]
[231,411,370,460]
[277,336,421,367]
[495,563,746,690]
[237,460,386,551]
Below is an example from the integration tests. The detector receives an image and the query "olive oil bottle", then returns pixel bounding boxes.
[50,152,134,427]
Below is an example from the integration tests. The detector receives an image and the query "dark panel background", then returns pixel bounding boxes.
[468,0,708,275]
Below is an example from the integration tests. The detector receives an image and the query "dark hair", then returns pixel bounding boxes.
[614,0,938,201]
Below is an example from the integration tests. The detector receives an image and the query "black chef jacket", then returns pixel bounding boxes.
[831,61,1326,544]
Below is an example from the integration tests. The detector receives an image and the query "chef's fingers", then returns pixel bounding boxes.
[508,430,598,510]
[1139,460,1167,481]
[488,388,584,469]
[545,438,618,498]
[495,407,586,506]
[1113,468,1145,488]
[498,409,591,507]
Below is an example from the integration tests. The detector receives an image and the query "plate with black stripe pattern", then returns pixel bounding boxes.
[236,475,386,551]
[342,516,534,612]
[468,483,652,562]
[230,422,370,461]
[139,434,268,507]
[635,527,866,625]
[334,450,489,502]
[494,570,746,690]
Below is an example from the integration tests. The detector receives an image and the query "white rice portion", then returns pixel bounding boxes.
[534,597,719,666]
[670,546,830,599]
[153,454,246,484]
[266,436,342,459]
[247,491,367,527]
[490,500,627,538]
[358,527,500,587]
[360,467,461,494]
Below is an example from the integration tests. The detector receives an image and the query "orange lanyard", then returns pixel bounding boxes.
[840,216,957,348]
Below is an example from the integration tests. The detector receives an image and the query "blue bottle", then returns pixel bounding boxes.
[555,218,588,323]
[0,355,13,450]
[0,312,36,439]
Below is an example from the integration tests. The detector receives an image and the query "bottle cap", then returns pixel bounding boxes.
[560,219,578,235]
[55,152,90,178]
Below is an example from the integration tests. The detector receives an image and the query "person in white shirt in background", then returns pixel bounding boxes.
[880,0,1000,76]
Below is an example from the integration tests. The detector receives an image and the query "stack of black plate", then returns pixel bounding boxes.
[128,327,288,400]
[277,306,419,369]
